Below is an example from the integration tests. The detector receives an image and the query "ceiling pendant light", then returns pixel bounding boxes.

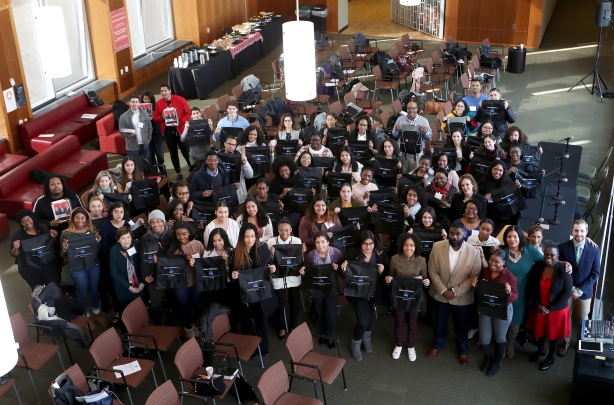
[33,6,72,78]
[400,0,421,6]
[282,0,317,101]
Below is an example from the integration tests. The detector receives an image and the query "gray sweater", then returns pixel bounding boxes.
[119,108,153,150]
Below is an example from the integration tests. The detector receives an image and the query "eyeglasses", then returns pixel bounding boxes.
[225,142,237,146]
[510,150,522,155]
[256,187,268,191]
[482,126,493,130]
[176,191,189,195]
[362,242,374,247]
[407,107,418,110]
[465,207,478,212]
[358,124,368,127]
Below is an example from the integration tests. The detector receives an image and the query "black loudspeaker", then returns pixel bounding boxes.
[595,0,612,27]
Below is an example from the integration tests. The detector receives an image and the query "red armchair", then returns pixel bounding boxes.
[0,135,108,217]
[97,112,127,155]
[19,94,112,156]
[0,141,28,176]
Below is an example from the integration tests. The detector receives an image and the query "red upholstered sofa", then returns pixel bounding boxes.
[0,141,28,176]
[96,112,127,155]
[0,135,108,218]
[19,94,112,156]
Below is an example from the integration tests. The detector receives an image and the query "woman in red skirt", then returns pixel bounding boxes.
[526,244,573,370]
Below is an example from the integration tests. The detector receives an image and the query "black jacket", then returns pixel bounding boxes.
[527,260,573,312]
[449,192,488,222]
[190,163,231,201]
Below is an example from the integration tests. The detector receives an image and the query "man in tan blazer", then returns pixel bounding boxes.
[427,220,481,365]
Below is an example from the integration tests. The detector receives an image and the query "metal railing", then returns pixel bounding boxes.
[592,177,614,320]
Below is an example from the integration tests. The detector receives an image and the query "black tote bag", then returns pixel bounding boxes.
[397,173,425,190]
[130,179,160,210]
[374,156,399,188]
[190,201,217,228]
[400,127,422,155]
[212,184,238,214]
[490,185,527,218]
[219,127,243,147]
[338,206,371,229]
[305,264,338,297]
[479,100,506,125]
[390,278,424,312]
[373,202,405,234]
[326,128,349,156]
[273,244,303,278]
[343,261,379,298]
[155,254,189,289]
[194,256,227,292]
[296,166,323,190]
[139,239,161,279]
[477,280,508,320]
[245,146,271,177]
[238,266,273,304]
[411,229,444,253]
[21,233,56,269]
[286,188,313,215]
[330,224,360,254]
[369,188,396,206]
[275,140,299,156]
[217,152,242,184]
[187,120,211,147]
[470,153,497,182]
[326,172,352,199]
[311,156,335,172]
[102,193,131,209]
[516,170,543,199]
[347,141,370,163]
[66,233,99,271]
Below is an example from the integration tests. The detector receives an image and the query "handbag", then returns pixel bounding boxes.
[490,184,527,219]
[397,173,425,190]
[305,264,338,297]
[21,233,55,269]
[273,244,303,278]
[286,187,313,215]
[238,266,273,304]
[516,170,543,199]
[477,280,508,320]
[194,256,227,292]
[374,156,399,187]
[343,261,378,298]
[275,139,299,156]
[66,233,98,271]
[139,239,161,279]
[330,224,360,254]
[326,128,349,156]
[338,206,371,229]
[369,188,396,206]
[130,179,160,210]
[211,184,238,215]
[411,229,443,253]
[373,202,404,234]
[191,201,217,228]
[390,278,423,312]
[217,152,243,184]
[193,375,226,396]
[311,156,335,171]
[245,146,271,177]
[347,141,370,163]
[469,153,497,182]
[155,254,189,289]
[187,120,211,147]
[296,166,323,190]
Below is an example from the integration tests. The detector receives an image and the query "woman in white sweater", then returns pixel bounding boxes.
[203,201,240,248]
[236,197,274,244]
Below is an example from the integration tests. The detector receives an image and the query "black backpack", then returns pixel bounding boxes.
[51,374,83,405]
[237,90,260,110]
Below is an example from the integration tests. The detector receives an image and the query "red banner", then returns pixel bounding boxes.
[110,8,130,53]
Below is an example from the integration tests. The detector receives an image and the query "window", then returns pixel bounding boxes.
[126,0,174,59]
[12,0,94,108]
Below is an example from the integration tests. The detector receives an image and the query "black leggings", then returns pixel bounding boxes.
[348,296,375,341]
[164,130,191,173]
[19,265,61,290]
[274,286,300,332]
[311,294,337,337]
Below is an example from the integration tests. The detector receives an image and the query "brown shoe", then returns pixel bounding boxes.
[92,313,109,328]
[427,348,438,358]
[459,355,469,365]
[557,341,570,357]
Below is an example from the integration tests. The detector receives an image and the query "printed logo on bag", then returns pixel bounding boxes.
[80,249,85,254]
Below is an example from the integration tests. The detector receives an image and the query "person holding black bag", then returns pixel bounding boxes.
[190,151,233,202]
[425,168,458,229]
[330,183,367,212]
[116,156,145,194]
[471,249,517,376]
[236,197,274,244]
[278,113,303,144]
[332,146,363,184]
[218,135,253,204]
[385,233,429,361]
[399,185,428,230]
[109,227,146,314]
[229,223,276,356]
[60,208,106,325]
[180,107,210,170]
[165,199,194,228]
[478,161,521,233]
[444,130,473,174]
[299,196,343,253]
[374,138,405,172]
[340,230,388,361]
[10,209,60,290]
[449,174,488,223]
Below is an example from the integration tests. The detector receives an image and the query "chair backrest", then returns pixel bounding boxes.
[158,195,169,213]
[587,214,603,240]
[392,99,403,115]
[81,190,91,207]
[424,59,433,73]
[232,85,243,100]
[372,65,382,81]
[271,60,279,74]
[394,41,403,55]
[339,46,349,59]
[343,92,356,106]
[62,364,89,394]
[584,190,601,220]
[593,166,609,192]
[388,46,399,60]
[122,297,149,335]
[211,313,231,342]
[431,50,441,64]
[217,94,231,111]
[285,322,313,362]
[202,105,218,122]
[471,54,480,66]
[9,313,30,345]
[430,121,444,139]
[146,380,181,405]
[597,146,613,174]
[90,328,123,369]
[460,73,470,89]
[467,64,475,78]
[443,101,453,115]
[347,40,356,53]
[174,337,203,380]
[436,111,445,124]
[258,360,289,405]
[380,111,390,128]
[329,101,343,117]
[401,33,410,47]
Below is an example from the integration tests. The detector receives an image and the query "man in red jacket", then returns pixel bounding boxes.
[154,84,192,180]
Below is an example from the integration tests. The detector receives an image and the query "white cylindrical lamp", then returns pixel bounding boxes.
[0,278,18,376]
[282,21,317,101]
[400,0,421,6]
[33,6,72,78]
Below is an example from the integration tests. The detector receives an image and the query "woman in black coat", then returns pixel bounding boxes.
[477,160,521,233]
[449,174,488,222]
[525,245,573,371]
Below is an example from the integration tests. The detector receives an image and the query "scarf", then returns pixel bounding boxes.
[97,186,111,194]
[312,247,334,265]
[432,181,452,200]
[404,202,422,219]
[121,248,139,288]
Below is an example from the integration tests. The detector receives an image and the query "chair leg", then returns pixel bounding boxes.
[86,321,94,343]
[237,360,244,375]
[126,387,134,405]
[320,380,328,405]
[13,384,22,405]
[27,370,41,404]
[341,366,348,390]
[63,338,74,365]
[233,380,242,404]
[257,345,264,368]
[157,351,168,381]
[57,350,65,370]
[151,368,158,387]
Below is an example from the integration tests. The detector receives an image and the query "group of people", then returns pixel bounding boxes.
[9,79,601,382]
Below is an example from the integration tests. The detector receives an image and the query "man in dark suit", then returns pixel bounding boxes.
[556,219,601,356]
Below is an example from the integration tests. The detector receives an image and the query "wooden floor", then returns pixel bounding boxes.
[347,0,435,40]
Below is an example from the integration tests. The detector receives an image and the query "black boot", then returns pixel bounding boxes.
[516,329,529,347]
[539,355,555,371]
[529,337,547,362]
[480,343,492,373]
[487,342,507,377]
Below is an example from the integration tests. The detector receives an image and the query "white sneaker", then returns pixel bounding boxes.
[468,328,478,339]
[408,347,417,361]
[392,346,403,359]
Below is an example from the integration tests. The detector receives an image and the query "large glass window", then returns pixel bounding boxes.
[12,0,94,108]
[126,0,174,59]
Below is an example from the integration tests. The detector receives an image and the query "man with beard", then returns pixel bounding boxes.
[427,220,481,365]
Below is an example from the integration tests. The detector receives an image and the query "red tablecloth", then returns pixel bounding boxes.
[230,32,264,59]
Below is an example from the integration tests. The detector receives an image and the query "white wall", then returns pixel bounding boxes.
[338,0,348,31]
[541,0,559,44]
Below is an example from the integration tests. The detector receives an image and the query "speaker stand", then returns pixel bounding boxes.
[568,27,609,102]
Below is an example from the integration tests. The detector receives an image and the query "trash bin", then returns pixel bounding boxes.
[311,5,328,34]
[296,5,312,22]
[507,46,527,74]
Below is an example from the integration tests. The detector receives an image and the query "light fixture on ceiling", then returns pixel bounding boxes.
[33,5,72,78]
[282,0,317,101]
[400,0,421,6]
[0,278,17,376]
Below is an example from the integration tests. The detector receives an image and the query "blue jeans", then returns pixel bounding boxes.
[69,264,101,315]
[127,144,150,156]
[432,301,471,354]
[149,122,165,166]
[174,285,202,329]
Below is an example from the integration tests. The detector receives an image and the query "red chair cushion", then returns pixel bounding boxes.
[0,213,9,240]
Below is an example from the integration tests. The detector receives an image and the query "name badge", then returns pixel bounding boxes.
[192,253,201,259]
[127,247,137,256]
[434,192,442,200]
[138,122,144,128]
[469,106,477,112]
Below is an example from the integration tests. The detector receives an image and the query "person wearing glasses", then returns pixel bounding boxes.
[347,116,378,157]
[504,143,540,181]
[475,120,501,142]
[219,135,253,204]
[392,101,432,172]
[171,180,194,217]
[278,113,303,145]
